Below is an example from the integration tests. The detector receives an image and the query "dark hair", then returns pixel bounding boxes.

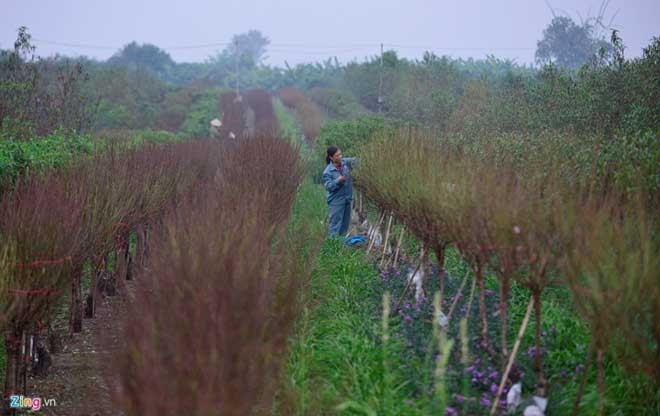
[326,146,339,164]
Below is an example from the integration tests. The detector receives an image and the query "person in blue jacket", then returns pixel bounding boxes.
[323,145,357,237]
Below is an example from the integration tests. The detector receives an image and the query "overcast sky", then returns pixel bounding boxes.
[2,0,658,66]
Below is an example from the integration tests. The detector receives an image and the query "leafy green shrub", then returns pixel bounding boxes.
[134,129,180,144]
[307,87,370,120]
[178,89,222,138]
[316,116,397,157]
[0,133,94,188]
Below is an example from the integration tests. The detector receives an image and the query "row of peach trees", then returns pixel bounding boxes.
[112,136,325,415]
[0,139,216,406]
[354,128,658,414]
[1,130,323,414]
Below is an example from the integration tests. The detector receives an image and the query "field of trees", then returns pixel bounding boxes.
[0,12,658,416]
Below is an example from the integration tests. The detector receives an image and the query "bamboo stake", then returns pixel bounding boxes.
[393,227,405,268]
[359,192,363,215]
[379,213,394,268]
[394,247,427,312]
[489,296,535,415]
[446,269,470,321]
[465,273,477,319]
[367,210,384,241]
[367,210,386,253]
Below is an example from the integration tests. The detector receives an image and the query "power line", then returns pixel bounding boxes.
[32,39,117,50]
[28,37,537,65]
[267,47,374,55]
[385,44,535,51]
[378,43,384,114]
[32,37,534,53]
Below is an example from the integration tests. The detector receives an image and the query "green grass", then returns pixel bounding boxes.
[273,98,302,142]
[278,238,415,415]
[503,278,660,415]
[279,226,659,416]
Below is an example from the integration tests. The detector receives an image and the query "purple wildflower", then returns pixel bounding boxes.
[480,397,492,407]
[446,407,457,415]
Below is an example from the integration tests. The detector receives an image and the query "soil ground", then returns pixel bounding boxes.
[24,279,135,416]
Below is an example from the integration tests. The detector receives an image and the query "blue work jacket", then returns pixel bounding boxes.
[322,157,357,205]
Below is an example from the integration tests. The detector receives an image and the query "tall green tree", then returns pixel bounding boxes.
[107,42,175,75]
[536,16,612,69]
[226,30,270,68]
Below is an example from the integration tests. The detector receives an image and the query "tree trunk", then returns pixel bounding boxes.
[597,348,605,415]
[143,224,150,261]
[476,265,491,354]
[3,329,21,410]
[115,244,127,288]
[435,245,447,300]
[19,332,27,396]
[500,275,510,359]
[86,257,103,318]
[135,224,145,269]
[534,291,547,396]
[125,242,133,280]
[70,265,84,334]
[572,340,594,416]
[435,244,446,271]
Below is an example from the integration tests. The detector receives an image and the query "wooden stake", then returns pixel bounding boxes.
[359,193,363,215]
[446,269,470,321]
[394,246,427,312]
[367,211,386,253]
[367,210,383,241]
[393,227,405,268]
[379,213,394,268]
[489,296,535,415]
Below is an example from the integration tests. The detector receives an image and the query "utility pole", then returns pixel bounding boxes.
[378,43,384,114]
[234,39,241,102]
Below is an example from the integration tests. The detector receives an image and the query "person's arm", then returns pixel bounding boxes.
[344,157,359,168]
[323,169,344,192]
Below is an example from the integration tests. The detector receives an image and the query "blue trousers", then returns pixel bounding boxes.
[328,201,352,237]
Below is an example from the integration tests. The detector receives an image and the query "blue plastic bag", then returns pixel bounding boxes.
[344,235,367,246]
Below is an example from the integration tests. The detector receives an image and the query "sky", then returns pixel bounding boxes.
[1,0,659,67]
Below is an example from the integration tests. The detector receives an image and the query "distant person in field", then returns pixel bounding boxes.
[323,146,357,237]
[209,119,222,138]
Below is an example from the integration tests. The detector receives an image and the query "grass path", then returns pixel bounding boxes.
[278,238,411,416]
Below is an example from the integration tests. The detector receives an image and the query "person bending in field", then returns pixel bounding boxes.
[323,145,357,237]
